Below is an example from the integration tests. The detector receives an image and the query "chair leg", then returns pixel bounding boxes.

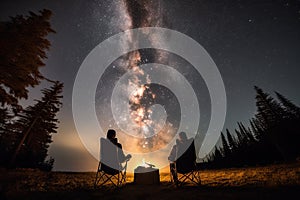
[94,162,102,188]
[176,171,201,187]
[95,172,108,188]
[120,161,128,186]
[169,163,178,184]
[194,171,201,185]
[95,162,128,189]
[178,172,192,187]
[117,173,120,187]
[120,171,126,185]
[169,165,173,183]
[94,173,99,188]
[189,171,201,185]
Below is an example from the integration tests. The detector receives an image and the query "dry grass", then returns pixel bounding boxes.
[1,162,300,200]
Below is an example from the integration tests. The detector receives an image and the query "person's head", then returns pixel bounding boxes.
[107,129,116,140]
[178,131,187,142]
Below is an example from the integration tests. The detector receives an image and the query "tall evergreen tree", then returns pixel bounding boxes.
[275,91,300,119]
[0,9,55,110]
[221,132,230,157]
[226,129,236,151]
[239,122,255,143]
[0,108,13,164]
[254,86,287,159]
[0,108,9,137]
[203,86,300,169]
[234,129,245,147]
[213,147,223,162]
[250,118,260,140]
[10,81,63,169]
[254,86,284,128]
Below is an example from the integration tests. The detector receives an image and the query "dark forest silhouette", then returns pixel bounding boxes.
[0,9,63,171]
[203,86,300,169]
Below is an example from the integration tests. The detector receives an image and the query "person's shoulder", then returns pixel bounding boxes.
[171,143,178,150]
[184,138,194,146]
[188,138,194,142]
[117,142,122,149]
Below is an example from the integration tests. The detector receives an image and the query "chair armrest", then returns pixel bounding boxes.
[120,160,128,171]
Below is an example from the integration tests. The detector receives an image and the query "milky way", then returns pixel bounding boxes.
[108,0,177,153]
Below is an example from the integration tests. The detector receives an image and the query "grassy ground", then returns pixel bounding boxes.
[1,162,300,200]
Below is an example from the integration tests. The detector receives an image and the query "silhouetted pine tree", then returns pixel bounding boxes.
[0,9,55,111]
[254,86,287,160]
[226,129,236,151]
[234,129,245,148]
[0,108,14,165]
[203,86,300,169]
[214,147,223,167]
[10,81,63,170]
[221,132,230,157]
[238,122,256,144]
[275,92,300,119]
[249,118,260,140]
[254,86,284,128]
[0,9,62,170]
[273,92,300,159]
[0,108,9,137]
[226,129,241,166]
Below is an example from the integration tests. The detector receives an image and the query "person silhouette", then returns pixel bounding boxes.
[106,129,132,163]
[168,131,194,183]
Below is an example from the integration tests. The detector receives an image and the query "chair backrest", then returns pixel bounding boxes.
[100,138,119,174]
[176,139,196,174]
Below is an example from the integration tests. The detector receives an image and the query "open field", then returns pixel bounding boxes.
[1,162,300,200]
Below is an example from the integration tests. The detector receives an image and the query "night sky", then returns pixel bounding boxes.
[1,0,300,172]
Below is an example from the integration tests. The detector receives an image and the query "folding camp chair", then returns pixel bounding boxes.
[169,140,201,187]
[94,138,128,188]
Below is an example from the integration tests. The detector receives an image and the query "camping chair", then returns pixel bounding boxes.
[170,139,201,187]
[94,138,128,188]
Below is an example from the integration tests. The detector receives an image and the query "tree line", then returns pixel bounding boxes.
[0,9,63,171]
[202,86,300,168]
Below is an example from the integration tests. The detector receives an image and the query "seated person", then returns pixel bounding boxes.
[168,131,195,183]
[106,129,132,163]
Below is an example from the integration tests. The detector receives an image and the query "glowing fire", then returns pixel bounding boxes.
[139,158,155,168]
[141,158,147,167]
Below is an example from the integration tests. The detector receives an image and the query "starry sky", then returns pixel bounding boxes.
[1,0,300,172]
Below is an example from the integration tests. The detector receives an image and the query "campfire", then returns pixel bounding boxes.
[134,159,160,185]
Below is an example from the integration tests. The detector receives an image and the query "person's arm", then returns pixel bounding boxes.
[117,143,131,163]
[168,145,177,162]
[116,143,122,149]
